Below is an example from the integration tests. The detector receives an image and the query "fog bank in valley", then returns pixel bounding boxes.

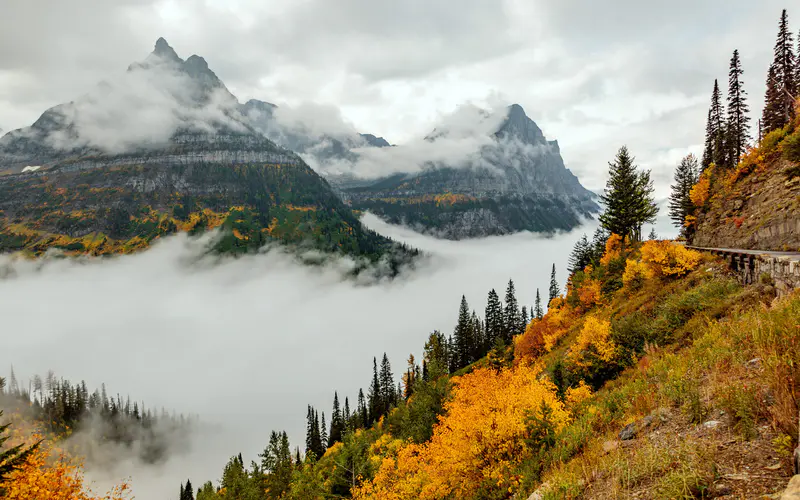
[0,215,607,496]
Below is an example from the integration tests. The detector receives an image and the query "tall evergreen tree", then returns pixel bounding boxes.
[470,311,484,362]
[726,50,751,165]
[453,295,474,368]
[329,392,343,447]
[320,412,327,450]
[709,80,728,168]
[763,63,785,134]
[533,289,543,319]
[521,306,529,326]
[590,227,608,263]
[548,264,560,304]
[701,107,714,170]
[357,389,368,429]
[181,479,194,500]
[668,154,699,237]
[647,228,658,240]
[598,146,659,242]
[484,289,503,348]
[503,279,522,342]
[567,234,591,275]
[379,353,396,415]
[367,357,381,423]
[775,10,797,125]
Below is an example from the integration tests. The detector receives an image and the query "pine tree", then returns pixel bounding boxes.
[329,392,343,447]
[503,279,522,342]
[701,107,714,171]
[726,50,751,165]
[598,146,658,242]
[775,10,797,125]
[521,306,529,326]
[305,406,314,459]
[668,153,699,238]
[709,79,728,168]
[470,311,484,361]
[567,234,591,275]
[590,227,608,263]
[367,357,381,423]
[453,295,474,368]
[647,228,658,240]
[763,63,785,134]
[548,264,560,304]
[357,389,368,429]
[484,289,503,349]
[379,353,396,415]
[320,412,327,450]
[534,289,543,319]
[181,479,194,500]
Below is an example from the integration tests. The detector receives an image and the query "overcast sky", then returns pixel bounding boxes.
[0,1,792,195]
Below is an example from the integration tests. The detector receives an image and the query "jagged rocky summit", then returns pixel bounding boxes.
[0,38,411,267]
[341,104,600,239]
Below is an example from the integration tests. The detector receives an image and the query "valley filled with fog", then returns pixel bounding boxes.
[0,213,634,497]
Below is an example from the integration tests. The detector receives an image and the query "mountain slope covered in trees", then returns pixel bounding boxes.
[0,39,413,266]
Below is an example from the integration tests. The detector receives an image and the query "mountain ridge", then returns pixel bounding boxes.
[0,38,412,267]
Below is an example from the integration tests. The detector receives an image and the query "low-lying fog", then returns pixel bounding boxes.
[0,214,671,496]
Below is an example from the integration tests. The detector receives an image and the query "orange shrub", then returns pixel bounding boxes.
[576,277,603,309]
[600,233,624,266]
[690,173,711,208]
[639,240,702,278]
[353,365,569,499]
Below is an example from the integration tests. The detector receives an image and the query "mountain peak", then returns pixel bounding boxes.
[507,103,527,118]
[495,103,545,145]
[152,37,181,62]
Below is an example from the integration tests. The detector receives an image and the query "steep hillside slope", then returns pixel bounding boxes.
[693,114,800,251]
[343,104,599,239]
[0,39,410,265]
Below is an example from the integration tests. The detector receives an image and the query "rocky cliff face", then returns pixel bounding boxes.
[693,158,800,251]
[343,104,599,239]
[0,39,409,265]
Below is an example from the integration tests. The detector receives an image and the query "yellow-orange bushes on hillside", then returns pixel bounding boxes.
[564,380,593,410]
[600,234,625,265]
[690,168,712,208]
[516,297,574,361]
[568,316,615,368]
[622,258,653,291]
[0,420,129,500]
[640,240,702,278]
[353,365,569,499]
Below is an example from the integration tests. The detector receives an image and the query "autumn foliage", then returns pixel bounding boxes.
[0,415,130,500]
[353,365,569,499]
[639,240,702,277]
[689,168,712,208]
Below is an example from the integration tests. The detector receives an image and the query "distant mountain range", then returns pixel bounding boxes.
[0,38,412,268]
[0,37,598,259]
[340,104,599,238]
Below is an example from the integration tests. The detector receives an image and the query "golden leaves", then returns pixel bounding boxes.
[354,366,568,499]
[640,240,702,278]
